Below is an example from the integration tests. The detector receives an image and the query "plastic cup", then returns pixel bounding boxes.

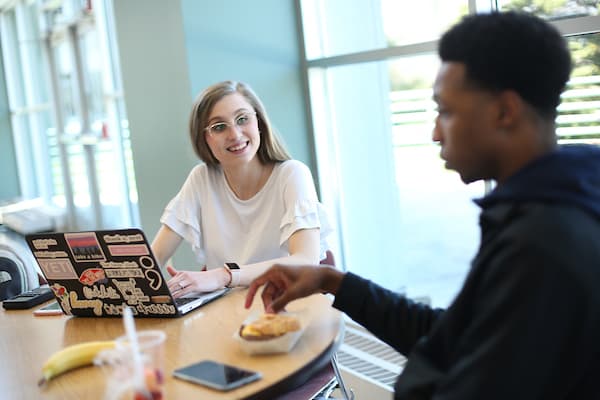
[98,330,166,400]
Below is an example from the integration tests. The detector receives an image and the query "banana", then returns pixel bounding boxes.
[38,340,115,387]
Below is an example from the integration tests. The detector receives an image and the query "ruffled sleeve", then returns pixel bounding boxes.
[278,161,334,260]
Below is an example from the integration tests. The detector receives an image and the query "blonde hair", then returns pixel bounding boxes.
[189,81,291,167]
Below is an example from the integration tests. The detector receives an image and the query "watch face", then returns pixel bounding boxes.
[226,263,240,270]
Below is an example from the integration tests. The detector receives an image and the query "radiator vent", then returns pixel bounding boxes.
[337,322,406,391]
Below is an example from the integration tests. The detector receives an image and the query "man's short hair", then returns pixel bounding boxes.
[439,12,572,120]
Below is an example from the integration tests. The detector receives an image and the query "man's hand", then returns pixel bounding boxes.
[245,264,344,313]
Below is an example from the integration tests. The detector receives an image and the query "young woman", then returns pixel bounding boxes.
[151,81,332,298]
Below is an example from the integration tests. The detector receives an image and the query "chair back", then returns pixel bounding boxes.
[320,250,335,267]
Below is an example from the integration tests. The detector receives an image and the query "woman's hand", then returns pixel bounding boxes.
[166,265,229,298]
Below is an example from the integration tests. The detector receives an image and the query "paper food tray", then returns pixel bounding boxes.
[233,312,306,355]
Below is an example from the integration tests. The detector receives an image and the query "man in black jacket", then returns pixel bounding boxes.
[245,12,600,399]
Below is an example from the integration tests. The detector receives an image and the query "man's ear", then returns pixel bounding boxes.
[496,90,523,128]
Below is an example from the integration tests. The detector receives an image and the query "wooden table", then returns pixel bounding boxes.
[0,288,343,399]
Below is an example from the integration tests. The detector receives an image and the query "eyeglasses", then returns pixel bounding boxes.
[203,112,257,135]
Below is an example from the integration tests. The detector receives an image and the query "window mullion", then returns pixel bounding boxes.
[44,33,77,229]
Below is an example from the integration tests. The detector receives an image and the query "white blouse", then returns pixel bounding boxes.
[160,160,333,268]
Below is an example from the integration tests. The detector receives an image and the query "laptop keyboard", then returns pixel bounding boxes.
[175,297,198,306]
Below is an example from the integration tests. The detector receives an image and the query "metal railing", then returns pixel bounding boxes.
[390,75,600,147]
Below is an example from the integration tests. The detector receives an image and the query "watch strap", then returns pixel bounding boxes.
[224,263,241,287]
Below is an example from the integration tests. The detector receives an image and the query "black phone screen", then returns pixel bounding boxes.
[173,360,261,391]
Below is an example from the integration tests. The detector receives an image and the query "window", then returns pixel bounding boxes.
[300,0,600,307]
[499,0,598,19]
[560,33,600,145]
[0,4,53,201]
[0,0,139,230]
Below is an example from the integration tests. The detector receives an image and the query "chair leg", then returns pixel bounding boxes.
[330,353,354,400]
[311,377,338,400]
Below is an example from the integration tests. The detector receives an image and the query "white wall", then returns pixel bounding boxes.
[112,0,196,265]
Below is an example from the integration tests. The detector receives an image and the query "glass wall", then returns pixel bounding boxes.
[0,0,139,230]
[498,0,599,18]
[300,0,600,307]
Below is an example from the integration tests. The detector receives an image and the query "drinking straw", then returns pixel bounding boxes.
[123,306,150,399]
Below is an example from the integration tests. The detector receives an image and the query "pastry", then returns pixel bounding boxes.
[240,313,300,341]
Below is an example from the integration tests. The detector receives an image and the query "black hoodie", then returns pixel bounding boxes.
[477,144,600,219]
[333,144,600,399]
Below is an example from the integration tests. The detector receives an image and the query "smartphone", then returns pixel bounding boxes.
[173,360,261,391]
[2,286,55,310]
[33,301,63,316]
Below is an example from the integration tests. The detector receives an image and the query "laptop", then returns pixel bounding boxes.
[24,228,229,317]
